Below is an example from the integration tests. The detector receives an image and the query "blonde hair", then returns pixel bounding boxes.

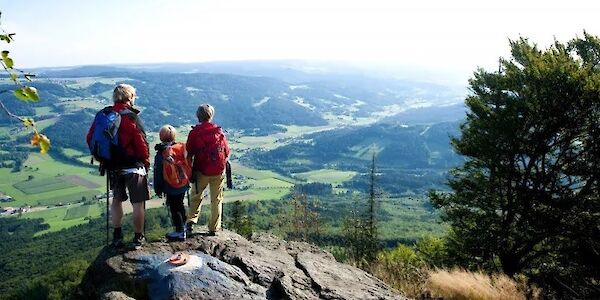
[196,103,215,122]
[113,83,136,103]
[159,125,176,142]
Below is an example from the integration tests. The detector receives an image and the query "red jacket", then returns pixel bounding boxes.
[186,122,230,176]
[87,103,149,168]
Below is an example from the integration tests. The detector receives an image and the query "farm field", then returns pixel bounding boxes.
[0,153,105,208]
[292,169,357,186]
[21,203,104,236]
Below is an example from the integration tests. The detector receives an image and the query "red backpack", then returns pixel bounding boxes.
[162,143,192,189]
[200,128,228,176]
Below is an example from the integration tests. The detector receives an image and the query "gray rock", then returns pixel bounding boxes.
[101,291,136,300]
[80,229,407,300]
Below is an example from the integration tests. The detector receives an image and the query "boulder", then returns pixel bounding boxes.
[79,229,407,300]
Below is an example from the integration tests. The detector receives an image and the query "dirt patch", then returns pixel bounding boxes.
[61,175,101,189]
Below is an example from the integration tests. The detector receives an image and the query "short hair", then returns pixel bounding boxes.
[196,103,215,122]
[113,84,136,103]
[159,125,176,142]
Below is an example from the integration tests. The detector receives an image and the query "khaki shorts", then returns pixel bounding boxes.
[112,173,150,203]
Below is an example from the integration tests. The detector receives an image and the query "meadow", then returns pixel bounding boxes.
[0,153,105,208]
[22,203,103,235]
[292,169,357,186]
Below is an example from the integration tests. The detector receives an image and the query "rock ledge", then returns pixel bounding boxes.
[80,230,407,300]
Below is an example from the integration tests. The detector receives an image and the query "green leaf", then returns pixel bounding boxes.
[1,51,13,68]
[10,73,17,82]
[0,34,11,43]
[14,88,29,101]
[23,86,40,101]
[2,56,13,69]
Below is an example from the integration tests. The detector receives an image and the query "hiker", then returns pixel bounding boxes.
[86,83,150,249]
[153,125,191,241]
[185,103,230,236]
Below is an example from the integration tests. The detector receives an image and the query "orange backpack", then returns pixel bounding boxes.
[162,143,192,189]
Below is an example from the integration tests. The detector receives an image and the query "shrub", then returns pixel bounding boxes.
[426,268,537,300]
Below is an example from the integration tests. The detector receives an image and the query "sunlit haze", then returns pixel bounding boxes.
[2,0,600,82]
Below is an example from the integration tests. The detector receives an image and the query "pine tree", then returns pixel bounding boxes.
[365,153,380,261]
[343,153,381,265]
[228,200,254,238]
[430,33,600,298]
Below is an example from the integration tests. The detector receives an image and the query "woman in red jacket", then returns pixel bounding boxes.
[86,84,150,249]
[185,104,230,236]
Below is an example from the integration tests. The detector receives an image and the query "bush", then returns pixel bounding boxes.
[369,245,429,298]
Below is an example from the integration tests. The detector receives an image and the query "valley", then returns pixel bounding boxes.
[0,64,465,237]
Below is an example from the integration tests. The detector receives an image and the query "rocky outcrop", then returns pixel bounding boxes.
[79,229,407,300]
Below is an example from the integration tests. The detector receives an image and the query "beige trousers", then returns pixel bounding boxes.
[186,173,225,232]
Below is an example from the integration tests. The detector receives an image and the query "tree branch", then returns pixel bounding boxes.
[0,99,25,122]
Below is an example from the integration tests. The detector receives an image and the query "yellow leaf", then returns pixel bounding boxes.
[30,133,51,154]
[38,134,51,154]
[23,117,35,128]
[30,133,40,145]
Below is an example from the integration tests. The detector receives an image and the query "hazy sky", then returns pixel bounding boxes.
[2,0,599,80]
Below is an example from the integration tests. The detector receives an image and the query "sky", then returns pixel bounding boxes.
[2,0,600,82]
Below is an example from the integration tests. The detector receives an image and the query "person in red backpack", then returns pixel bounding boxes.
[185,104,230,236]
[86,83,150,250]
[153,125,190,241]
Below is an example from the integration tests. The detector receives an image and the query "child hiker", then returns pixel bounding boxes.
[153,125,191,241]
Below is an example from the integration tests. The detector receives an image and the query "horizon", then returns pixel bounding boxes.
[3,0,600,84]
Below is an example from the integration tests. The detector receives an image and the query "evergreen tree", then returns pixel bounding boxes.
[430,33,600,298]
[230,200,244,231]
[342,195,368,265]
[227,200,254,238]
[365,153,380,261]
[343,153,381,265]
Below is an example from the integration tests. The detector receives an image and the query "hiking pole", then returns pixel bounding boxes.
[106,174,109,246]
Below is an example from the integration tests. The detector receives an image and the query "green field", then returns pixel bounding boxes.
[62,148,87,157]
[0,153,105,207]
[21,203,104,235]
[54,77,131,89]
[58,99,104,111]
[350,142,386,160]
[34,106,54,115]
[38,190,101,206]
[64,205,91,220]
[13,177,77,194]
[231,161,296,182]
[33,117,59,132]
[292,169,357,185]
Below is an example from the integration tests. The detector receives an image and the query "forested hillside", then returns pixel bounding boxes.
[245,121,463,194]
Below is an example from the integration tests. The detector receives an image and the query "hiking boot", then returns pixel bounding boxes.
[166,230,186,241]
[185,222,194,235]
[112,235,124,248]
[205,230,217,237]
[112,228,124,248]
[133,234,146,250]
